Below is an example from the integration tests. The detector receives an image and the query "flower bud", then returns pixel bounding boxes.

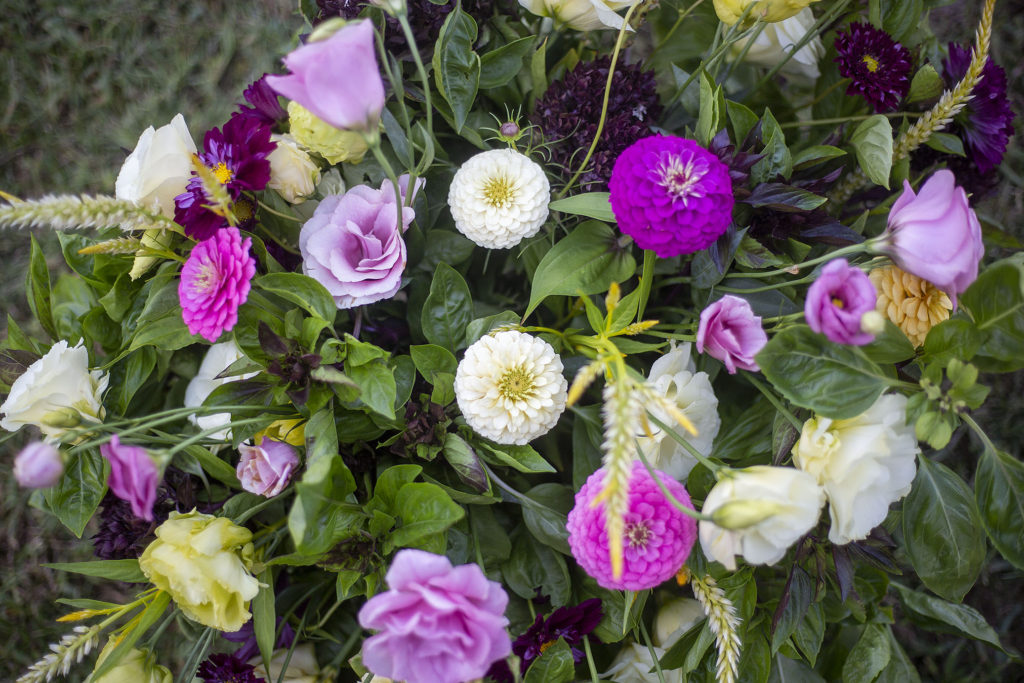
[267,134,319,204]
[13,441,64,488]
[710,498,786,530]
[40,407,83,429]
[860,310,886,336]
[499,121,521,139]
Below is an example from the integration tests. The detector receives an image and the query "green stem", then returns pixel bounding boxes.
[638,617,668,683]
[256,199,302,223]
[636,445,714,521]
[713,274,817,293]
[397,12,434,179]
[780,111,922,129]
[743,372,801,429]
[649,0,706,60]
[637,249,656,323]
[367,136,406,234]
[583,635,600,683]
[734,242,869,279]
[647,413,723,474]
[164,417,269,457]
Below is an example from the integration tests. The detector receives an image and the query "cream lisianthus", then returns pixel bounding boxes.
[115,113,196,218]
[89,642,172,683]
[184,341,258,441]
[268,134,321,203]
[731,8,824,80]
[0,340,108,441]
[655,598,706,648]
[713,0,821,26]
[699,466,824,570]
[604,641,682,683]
[287,101,368,165]
[447,148,550,249]
[139,511,259,632]
[455,330,568,445]
[793,393,919,545]
[518,0,637,32]
[248,644,321,683]
[637,343,720,481]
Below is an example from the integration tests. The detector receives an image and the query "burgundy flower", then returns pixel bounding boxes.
[238,74,288,128]
[834,22,912,113]
[943,42,1015,174]
[196,653,263,683]
[512,599,603,673]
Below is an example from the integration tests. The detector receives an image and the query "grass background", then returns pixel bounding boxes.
[0,0,1021,680]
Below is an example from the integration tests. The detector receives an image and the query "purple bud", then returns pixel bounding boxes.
[500,121,520,138]
[14,441,64,488]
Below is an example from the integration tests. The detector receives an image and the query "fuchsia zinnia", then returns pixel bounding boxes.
[179,227,256,343]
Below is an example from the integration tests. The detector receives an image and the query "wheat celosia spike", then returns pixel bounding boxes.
[77,236,144,256]
[16,625,101,683]
[567,360,604,407]
[692,575,741,683]
[0,194,178,233]
[595,377,641,580]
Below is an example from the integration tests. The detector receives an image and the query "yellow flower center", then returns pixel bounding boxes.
[194,263,218,293]
[233,197,254,223]
[539,640,556,654]
[212,162,234,185]
[831,296,845,309]
[861,55,880,73]
[482,175,516,209]
[497,364,536,402]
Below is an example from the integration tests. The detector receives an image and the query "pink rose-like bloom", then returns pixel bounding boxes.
[236,439,299,497]
[696,295,768,374]
[805,259,877,346]
[876,170,983,305]
[300,176,423,309]
[13,441,64,488]
[266,20,385,132]
[179,227,256,343]
[567,462,698,591]
[358,549,511,683]
[100,435,160,520]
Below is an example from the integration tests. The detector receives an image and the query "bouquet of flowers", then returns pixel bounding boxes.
[2,0,1021,681]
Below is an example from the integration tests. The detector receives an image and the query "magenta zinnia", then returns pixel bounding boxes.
[834,22,912,113]
[609,135,734,258]
[567,462,697,591]
[179,227,256,343]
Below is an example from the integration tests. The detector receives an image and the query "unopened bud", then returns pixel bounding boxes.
[711,499,784,530]
[14,441,64,488]
[500,121,520,138]
[859,310,885,336]
[41,408,82,429]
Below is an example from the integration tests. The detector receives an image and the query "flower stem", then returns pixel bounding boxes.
[397,11,434,179]
[779,111,921,129]
[743,372,802,430]
[636,446,713,521]
[732,242,868,279]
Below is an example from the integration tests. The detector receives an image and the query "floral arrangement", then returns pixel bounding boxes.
[1,0,1020,681]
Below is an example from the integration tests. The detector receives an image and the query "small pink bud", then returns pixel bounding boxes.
[499,121,521,138]
[14,441,64,488]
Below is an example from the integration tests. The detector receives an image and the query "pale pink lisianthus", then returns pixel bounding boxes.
[236,439,299,498]
[179,227,256,343]
[357,549,511,683]
[100,435,160,520]
[13,441,64,489]
[696,294,768,374]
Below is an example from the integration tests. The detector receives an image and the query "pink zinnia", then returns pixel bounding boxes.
[179,227,256,343]
[567,462,698,591]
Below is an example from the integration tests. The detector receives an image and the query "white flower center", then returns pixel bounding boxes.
[625,520,652,549]
[497,364,536,402]
[658,155,708,203]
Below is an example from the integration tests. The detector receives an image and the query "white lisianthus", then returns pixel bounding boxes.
[455,330,568,445]
[638,343,721,481]
[184,341,258,441]
[604,641,682,683]
[115,113,197,218]
[655,597,706,648]
[248,644,321,683]
[0,340,108,441]
[731,8,824,80]
[268,134,320,204]
[447,148,550,249]
[699,466,824,570]
[518,0,637,31]
[792,393,919,545]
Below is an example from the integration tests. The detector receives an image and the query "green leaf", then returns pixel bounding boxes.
[347,359,397,419]
[727,100,759,143]
[442,432,487,492]
[89,591,171,679]
[525,221,635,319]
[254,272,335,322]
[769,654,826,683]
[421,262,473,351]
[924,132,965,157]
[522,483,572,555]
[902,457,986,602]
[388,482,465,550]
[479,36,534,89]
[432,6,480,133]
[43,558,146,582]
[126,271,194,352]
[253,566,276,671]
[523,638,574,683]
[476,441,555,473]
[841,623,891,683]
[43,450,107,538]
[114,348,157,414]
[502,529,570,606]
[752,108,792,184]
[850,115,893,189]
[27,235,56,339]
[861,320,915,364]
[922,318,981,366]
[892,582,1004,652]
[696,71,725,147]
[182,444,239,487]
[974,444,1024,570]
[742,183,828,212]
[469,505,511,566]
[465,311,520,345]
[548,192,615,222]
[772,567,813,652]
[874,626,921,683]
[369,464,423,514]
[792,145,847,169]
[961,254,1024,372]
[410,344,458,383]
[757,325,894,419]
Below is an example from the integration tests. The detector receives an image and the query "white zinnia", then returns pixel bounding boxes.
[0,340,108,441]
[731,8,824,80]
[447,148,550,249]
[455,330,567,445]
[792,393,919,545]
[638,343,721,481]
[184,341,258,441]
[699,466,824,570]
[518,0,637,32]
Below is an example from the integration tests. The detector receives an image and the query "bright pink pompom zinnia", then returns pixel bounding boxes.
[567,462,698,591]
[100,435,160,521]
[358,549,511,683]
[179,226,256,343]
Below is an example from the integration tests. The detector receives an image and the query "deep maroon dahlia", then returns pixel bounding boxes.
[534,57,661,191]
[196,653,263,683]
[834,22,913,113]
[513,599,603,673]
[609,135,734,257]
[237,74,288,128]
[944,42,1015,174]
[175,113,276,240]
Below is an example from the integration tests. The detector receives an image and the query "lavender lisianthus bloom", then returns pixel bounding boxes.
[357,549,511,683]
[236,438,299,498]
[696,295,767,374]
[872,170,983,306]
[300,176,424,309]
[805,259,877,346]
[266,19,385,132]
[13,441,64,488]
[100,435,161,521]
[609,135,734,258]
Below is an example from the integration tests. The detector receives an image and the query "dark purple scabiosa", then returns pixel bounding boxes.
[237,74,288,128]
[175,113,276,241]
[609,135,735,257]
[512,598,603,673]
[943,42,1015,174]
[196,653,263,683]
[834,22,913,113]
[534,57,661,191]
